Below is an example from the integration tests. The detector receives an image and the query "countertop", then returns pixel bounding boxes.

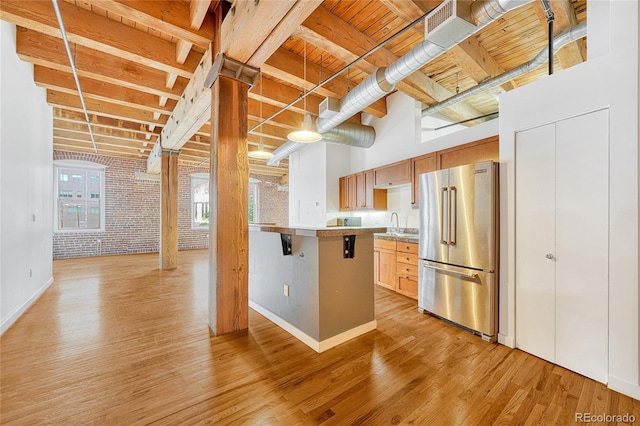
[249,225,387,237]
[373,232,420,244]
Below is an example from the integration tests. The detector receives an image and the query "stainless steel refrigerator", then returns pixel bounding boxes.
[418,160,498,341]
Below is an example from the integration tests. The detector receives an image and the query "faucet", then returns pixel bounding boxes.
[390,212,399,234]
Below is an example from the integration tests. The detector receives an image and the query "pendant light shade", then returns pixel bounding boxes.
[287,114,323,143]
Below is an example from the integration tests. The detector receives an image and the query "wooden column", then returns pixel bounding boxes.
[160,149,179,270]
[208,73,250,335]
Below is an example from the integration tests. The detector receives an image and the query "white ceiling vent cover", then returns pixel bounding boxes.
[425,0,477,48]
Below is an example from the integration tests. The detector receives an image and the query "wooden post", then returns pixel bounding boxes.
[208,74,250,335]
[160,149,179,270]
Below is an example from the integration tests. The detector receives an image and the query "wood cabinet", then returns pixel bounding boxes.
[436,136,499,170]
[373,159,411,188]
[410,137,499,208]
[339,170,387,211]
[396,242,418,299]
[411,153,437,207]
[374,238,418,300]
[374,238,396,290]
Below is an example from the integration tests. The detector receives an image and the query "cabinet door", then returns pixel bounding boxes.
[515,123,556,363]
[355,172,366,209]
[411,153,436,207]
[376,249,397,290]
[347,174,357,210]
[339,177,349,211]
[437,136,498,170]
[374,159,411,187]
[555,109,608,384]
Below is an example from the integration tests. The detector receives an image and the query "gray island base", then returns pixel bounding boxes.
[249,225,386,352]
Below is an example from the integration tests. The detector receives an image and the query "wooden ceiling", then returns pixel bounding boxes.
[0,0,586,177]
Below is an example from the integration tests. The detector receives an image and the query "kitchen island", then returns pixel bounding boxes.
[249,225,386,352]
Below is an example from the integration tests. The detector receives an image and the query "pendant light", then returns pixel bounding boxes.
[287,40,322,143]
[248,71,274,160]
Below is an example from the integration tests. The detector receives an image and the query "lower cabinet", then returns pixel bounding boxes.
[396,242,418,299]
[374,238,418,300]
[373,238,396,290]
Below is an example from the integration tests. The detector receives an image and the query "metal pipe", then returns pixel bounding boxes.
[422,23,587,117]
[539,0,555,75]
[51,0,98,154]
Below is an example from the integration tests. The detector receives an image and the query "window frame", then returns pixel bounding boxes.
[190,173,210,230]
[53,160,106,233]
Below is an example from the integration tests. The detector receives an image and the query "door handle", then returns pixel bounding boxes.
[423,262,478,279]
[441,187,448,245]
[449,186,456,245]
[545,253,554,260]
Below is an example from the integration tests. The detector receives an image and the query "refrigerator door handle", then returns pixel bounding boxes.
[449,186,457,245]
[422,262,479,279]
[440,187,449,245]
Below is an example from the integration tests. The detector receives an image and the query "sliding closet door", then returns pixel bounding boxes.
[555,109,609,384]
[515,123,556,363]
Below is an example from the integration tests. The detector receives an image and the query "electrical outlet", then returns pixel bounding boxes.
[283,284,289,297]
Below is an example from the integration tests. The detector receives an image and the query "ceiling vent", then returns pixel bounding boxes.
[425,0,476,48]
[318,97,340,119]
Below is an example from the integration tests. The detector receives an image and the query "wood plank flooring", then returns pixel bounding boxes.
[1,250,638,425]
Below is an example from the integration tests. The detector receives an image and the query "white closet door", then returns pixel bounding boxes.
[555,109,609,383]
[515,123,556,363]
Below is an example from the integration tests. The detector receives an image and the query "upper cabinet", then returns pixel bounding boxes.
[411,136,499,208]
[373,159,411,188]
[411,153,437,206]
[341,137,499,211]
[339,170,387,212]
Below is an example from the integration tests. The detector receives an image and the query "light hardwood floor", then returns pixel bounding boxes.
[1,250,638,425]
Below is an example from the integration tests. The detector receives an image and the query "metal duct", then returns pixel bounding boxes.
[267,121,376,166]
[315,68,394,133]
[421,23,587,117]
[269,0,533,162]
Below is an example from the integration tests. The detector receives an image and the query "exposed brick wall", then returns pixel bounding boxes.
[251,174,288,225]
[53,151,208,258]
[53,152,289,258]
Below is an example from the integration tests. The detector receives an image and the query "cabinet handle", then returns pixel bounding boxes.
[546,253,554,260]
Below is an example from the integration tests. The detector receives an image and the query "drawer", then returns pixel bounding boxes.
[396,252,418,265]
[396,241,418,254]
[374,238,396,251]
[397,276,418,299]
[397,262,418,277]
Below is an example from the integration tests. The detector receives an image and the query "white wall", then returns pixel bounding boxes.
[499,0,639,399]
[0,22,54,334]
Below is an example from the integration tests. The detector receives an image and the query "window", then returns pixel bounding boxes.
[54,160,105,232]
[190,175,260,228]
[191,174,209,229]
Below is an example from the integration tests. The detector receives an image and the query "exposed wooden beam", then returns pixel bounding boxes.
[16,28,187,100]
[244,0,323,67]
[190,0,213,29]
[297,6,482,121]
[84,0,215,48]
[547,0,585,67]
[0,0,200,78]
[54,108,159,137]
[34,66,176,116]
[53,119,157,144]
[176,39,193,65]
[53,137,149,156]
[47,90,167,127]
[160,151,179,270]
[263,48,387,118]
[449,37,517,91]
[249,76,323,116]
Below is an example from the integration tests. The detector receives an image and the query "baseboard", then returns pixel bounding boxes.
[249,301,377,353]
[498,333,515,348]
[1,276,54,335]
[608,375,640,401]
